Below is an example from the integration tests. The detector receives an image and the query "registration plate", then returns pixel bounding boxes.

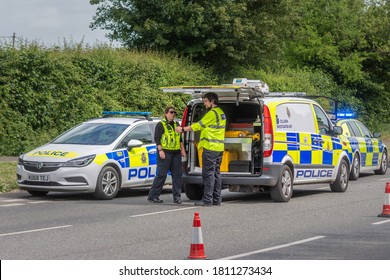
[28,174,50,182]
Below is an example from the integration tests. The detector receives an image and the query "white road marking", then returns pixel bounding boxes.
[130,207,198,218]
[0,203,25,207]
[219,236,326,260]
[372,219,390,225]
[0,225,73,237]
[0,199,28,203]
[378,178,390,181]
[316,186,330,190]
[27,201,52,204]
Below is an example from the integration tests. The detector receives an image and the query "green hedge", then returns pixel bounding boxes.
[0,44,388,156]
[0,44,216,156]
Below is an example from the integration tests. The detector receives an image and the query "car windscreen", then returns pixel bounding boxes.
[52,123,130,145]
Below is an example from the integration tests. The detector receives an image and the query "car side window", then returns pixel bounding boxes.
[348,121,363,137]
[116,124,153,149]
[313,105,331,135]
[356,122,372,138]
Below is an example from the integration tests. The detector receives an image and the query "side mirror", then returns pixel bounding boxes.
[127,139,143,149]
[373,132,382,138]
[333,125,343,136]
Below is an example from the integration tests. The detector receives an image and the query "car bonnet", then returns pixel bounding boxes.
[22,143,110,163]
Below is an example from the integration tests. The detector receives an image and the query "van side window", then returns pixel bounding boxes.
[313,105,331,135]
[275,103,316,133]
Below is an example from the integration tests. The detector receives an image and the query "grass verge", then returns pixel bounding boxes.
[0,161,18,193]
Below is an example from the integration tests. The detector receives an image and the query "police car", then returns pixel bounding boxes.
[336,114,388,180]
[162,78,351,202]
[17,112,166,199]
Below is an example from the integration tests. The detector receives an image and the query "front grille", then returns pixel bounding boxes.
[23,161,63,173]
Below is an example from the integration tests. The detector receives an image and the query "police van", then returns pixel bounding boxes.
[17,112,166,199]
[162,79,351,202]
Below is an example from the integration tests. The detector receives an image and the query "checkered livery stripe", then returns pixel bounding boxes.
[273,132,344,166]
[94,146,158,168]
[341,136,384,167]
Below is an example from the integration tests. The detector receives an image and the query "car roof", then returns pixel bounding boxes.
[336,118,360,124]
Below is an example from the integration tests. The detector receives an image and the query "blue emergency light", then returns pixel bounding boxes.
[102,111,153,120]
[102,111,152,116]
[336,112,356,118]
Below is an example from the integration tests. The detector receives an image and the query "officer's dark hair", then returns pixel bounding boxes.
[203,92,219,105]
[164,106,176,114]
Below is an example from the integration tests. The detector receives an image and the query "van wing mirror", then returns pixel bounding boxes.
[127,139,143,149]
[333,125,343,136]
[373,132,382,138]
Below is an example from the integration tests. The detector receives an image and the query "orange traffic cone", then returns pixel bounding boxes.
[188,212,207,259]
[378,182,390,218]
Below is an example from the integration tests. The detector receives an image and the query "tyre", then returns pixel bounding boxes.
[27,190,48,196]
[184,184,203,200]
[374,150,388,175]
[270,165,293,202]
[330,158,349,192]
[94,166,120,200]
[349,154,360,181]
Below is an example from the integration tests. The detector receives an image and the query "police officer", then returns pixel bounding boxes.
[175,92,226,206]
[147,106,186,204]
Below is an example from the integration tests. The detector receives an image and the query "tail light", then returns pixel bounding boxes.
[181,106,189,126]
[263,104,273,157]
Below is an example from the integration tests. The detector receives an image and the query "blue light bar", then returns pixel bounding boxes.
[102,111,152,116]
[337,112,355,118]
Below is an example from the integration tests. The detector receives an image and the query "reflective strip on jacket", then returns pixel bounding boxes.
[191,107,226,152]
[160,119,181,150]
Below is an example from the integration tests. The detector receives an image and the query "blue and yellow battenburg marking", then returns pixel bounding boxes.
[94,146,157,168]
[27,150,79,158]
[93,146,158,180]
[340,136,384,167]
[272,132,343,167]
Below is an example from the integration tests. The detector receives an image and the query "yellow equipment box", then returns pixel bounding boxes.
[198,147,238,172]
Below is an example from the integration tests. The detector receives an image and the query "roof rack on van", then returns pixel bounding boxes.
[102,111,153,121]
[265,92,307,97]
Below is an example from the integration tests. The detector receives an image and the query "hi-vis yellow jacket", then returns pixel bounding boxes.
[191,107,226,152]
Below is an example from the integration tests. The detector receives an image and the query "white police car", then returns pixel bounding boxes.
[17,112,165,199]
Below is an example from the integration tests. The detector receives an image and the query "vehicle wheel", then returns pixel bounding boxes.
[330,158,349,192]
[349,154,360,181]
[374,150,388,175]
[270,165,293,202]
[27,190,48,196]
[94,166,120,200]
[184,184,203,200]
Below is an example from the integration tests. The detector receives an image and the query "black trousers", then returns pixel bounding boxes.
[148,151,182,201]
[201,149,223,204]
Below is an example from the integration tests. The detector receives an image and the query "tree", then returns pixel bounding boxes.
[90,0,287,74]
[284,0,369,85]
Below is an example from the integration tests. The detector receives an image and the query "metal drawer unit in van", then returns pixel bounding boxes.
[162,79,351,202]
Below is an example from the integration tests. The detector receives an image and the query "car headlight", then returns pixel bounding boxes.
[18,154,25,166]
[63,155,96,168]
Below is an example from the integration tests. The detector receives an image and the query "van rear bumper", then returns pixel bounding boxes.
[182,162,283,187]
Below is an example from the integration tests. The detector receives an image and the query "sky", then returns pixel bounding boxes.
[0,0,114,46]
